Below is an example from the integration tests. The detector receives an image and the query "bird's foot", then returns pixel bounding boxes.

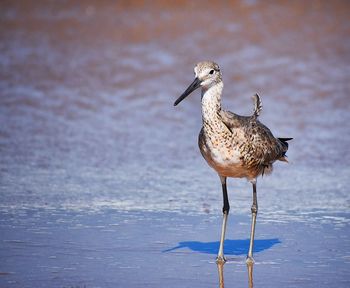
[246,256,255,264]
[216,255,227,264]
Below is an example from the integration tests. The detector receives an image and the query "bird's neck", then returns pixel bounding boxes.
[201,82,223,125]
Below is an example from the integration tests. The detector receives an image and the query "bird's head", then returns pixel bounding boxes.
[174,61,222,106]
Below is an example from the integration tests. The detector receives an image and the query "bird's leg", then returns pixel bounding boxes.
[217,176,229,264]
[247,179,258,264]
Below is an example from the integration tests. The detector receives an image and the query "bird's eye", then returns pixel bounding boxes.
[209,69,215,75]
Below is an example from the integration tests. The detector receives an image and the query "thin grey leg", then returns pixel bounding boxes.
[217,176,229,263]
[247,179,258,263]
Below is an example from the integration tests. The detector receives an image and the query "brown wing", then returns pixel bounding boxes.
[248,119,287,165]
[220,110,287,167]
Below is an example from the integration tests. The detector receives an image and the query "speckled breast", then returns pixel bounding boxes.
[198,128,259,179]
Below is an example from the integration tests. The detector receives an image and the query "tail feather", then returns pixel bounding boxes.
[278,137,293,162]
[278,137,293,148]
[252,93,262,118]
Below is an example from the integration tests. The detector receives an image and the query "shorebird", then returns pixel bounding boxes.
[174,61,291,264]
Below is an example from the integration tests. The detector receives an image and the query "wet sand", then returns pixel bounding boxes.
[1,209,349,288]
[0,1,350,287]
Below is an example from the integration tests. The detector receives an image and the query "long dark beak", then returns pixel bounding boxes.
[174,77,201,106]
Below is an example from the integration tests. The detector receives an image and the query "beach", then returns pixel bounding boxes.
[0,1,349,287]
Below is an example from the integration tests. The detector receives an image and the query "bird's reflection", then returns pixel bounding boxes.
[247,262,254,288]
[163,238,280,255]
[164,238,278,287]
[217,261,225,287]
[217,261,254,288]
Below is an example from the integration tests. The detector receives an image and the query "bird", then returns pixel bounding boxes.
[174,61,292,264]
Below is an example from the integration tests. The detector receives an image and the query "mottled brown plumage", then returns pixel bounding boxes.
[219,102,289,177]
[174,61,291,264]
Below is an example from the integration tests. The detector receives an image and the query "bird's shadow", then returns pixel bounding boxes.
[163,238,281,255]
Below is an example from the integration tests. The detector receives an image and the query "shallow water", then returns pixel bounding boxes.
[0,1,350,287]
[0,0,349,218]
[0,210,349,288]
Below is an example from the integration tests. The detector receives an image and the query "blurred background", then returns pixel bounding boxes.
[0,0,349,220]
[1,1,350,287]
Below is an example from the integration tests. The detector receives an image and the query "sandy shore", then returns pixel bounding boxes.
[0,1,349,287]
[0,209,349,287]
